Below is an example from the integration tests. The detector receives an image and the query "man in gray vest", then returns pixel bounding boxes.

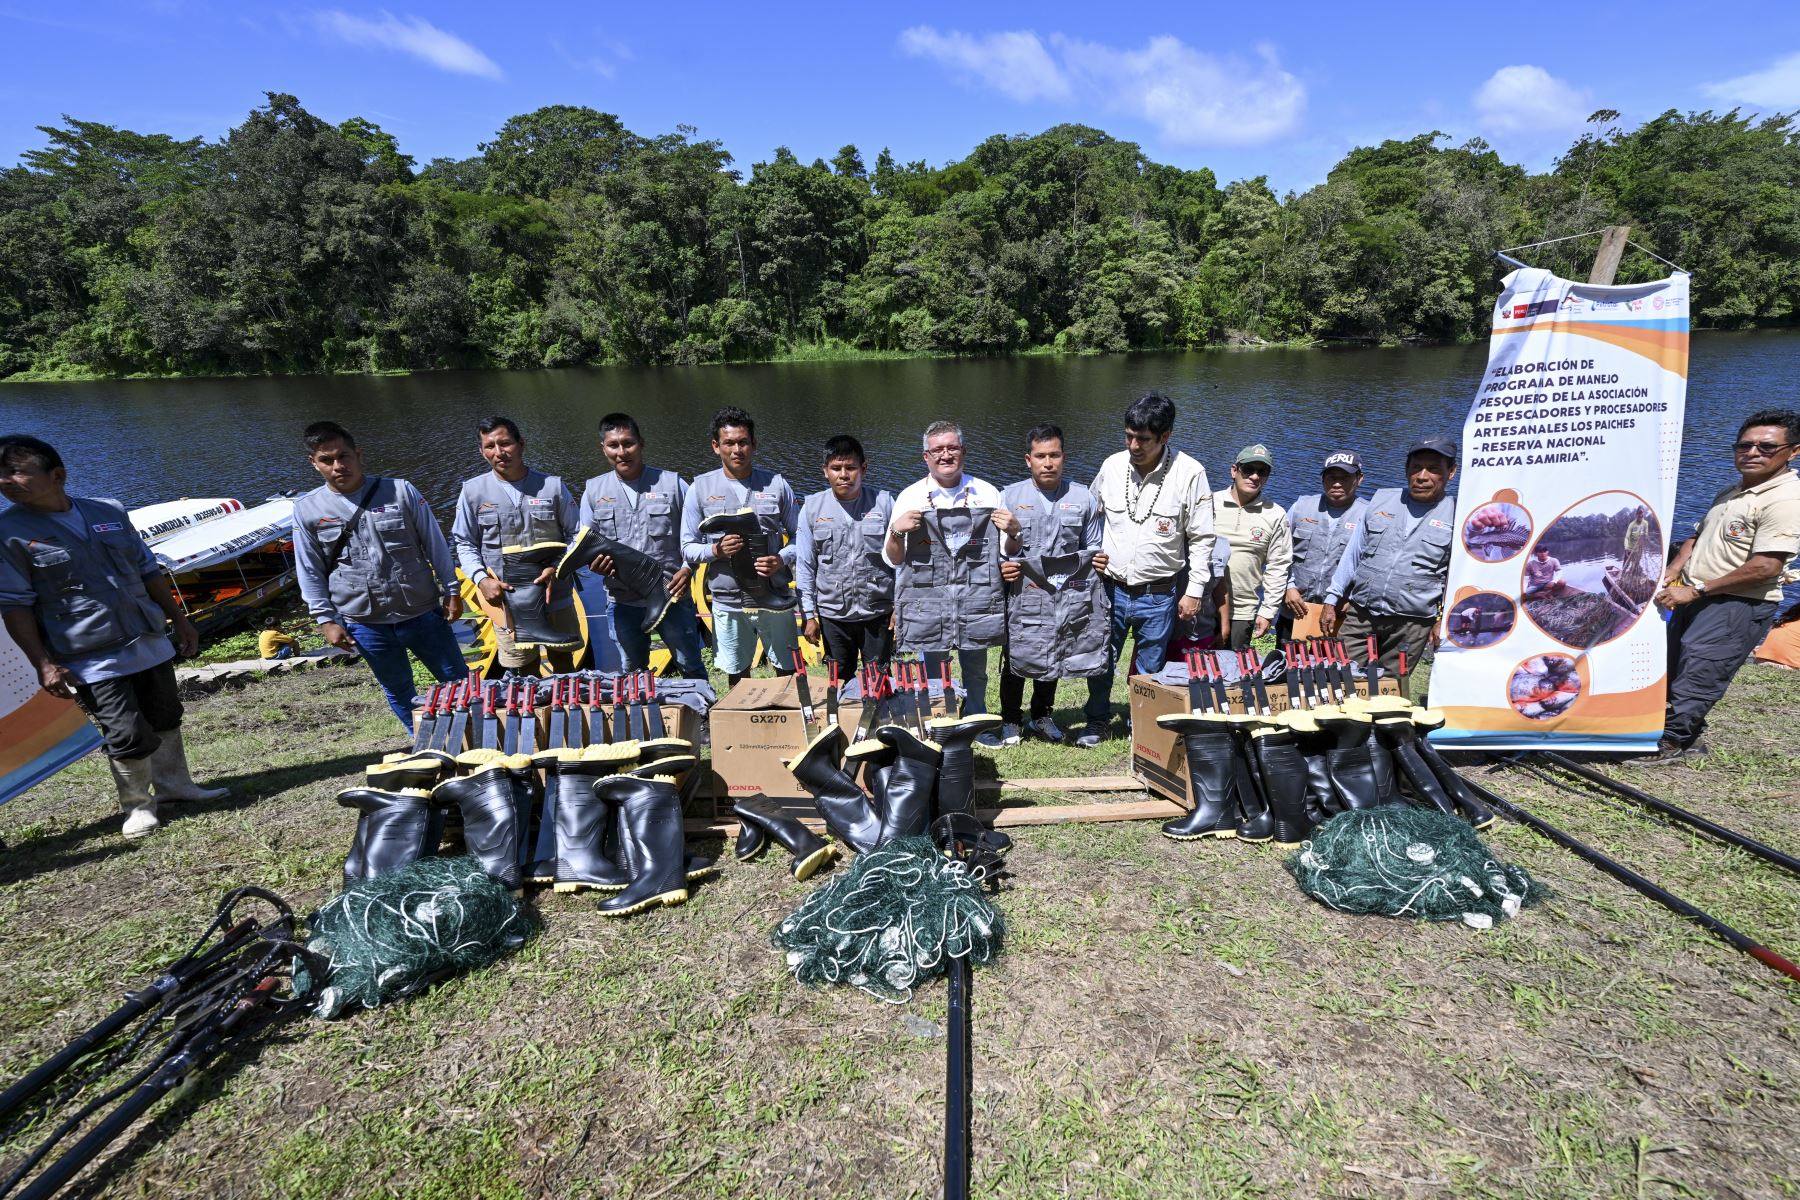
[680,407,800,687]
[996,423,1108,745]
[795,434,895,680]
[1281,450,1367,639]
[581,412,706,678]
[884,420,1012,732]
[0,434,228,838]
[1321,436,1458,689]
[451,416,578,673]
[293,421,465,731]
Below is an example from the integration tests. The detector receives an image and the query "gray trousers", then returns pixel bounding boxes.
[1665,594,1778,746]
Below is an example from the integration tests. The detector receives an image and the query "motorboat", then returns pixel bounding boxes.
[151,497,297,636]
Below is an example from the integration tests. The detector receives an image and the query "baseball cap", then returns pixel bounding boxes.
[1234,443,1274,468]
[1405,435,1458,462]
[1321,450,1362,474]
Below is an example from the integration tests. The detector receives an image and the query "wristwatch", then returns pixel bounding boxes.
[1691,579,1709,595]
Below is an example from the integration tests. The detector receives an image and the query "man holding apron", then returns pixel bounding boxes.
[795,434,895,680]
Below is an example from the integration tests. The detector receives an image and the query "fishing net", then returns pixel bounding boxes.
[772,835,1006,1004]
[296,856,535,1019]
[1286,807,1547,928]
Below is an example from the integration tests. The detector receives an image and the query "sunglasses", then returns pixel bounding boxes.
[1734,440,1793,455]
[1237,463,1271,477]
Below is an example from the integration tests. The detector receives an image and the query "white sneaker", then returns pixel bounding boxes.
[999,723,1022,746]
[1025,716,1066,743]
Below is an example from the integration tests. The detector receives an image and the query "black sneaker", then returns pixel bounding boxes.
[1074,722,1106,748]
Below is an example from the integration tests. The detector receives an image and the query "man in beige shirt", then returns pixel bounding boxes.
[1081,393,1215,746]
[1213,444,1292,650]
[1637,409,1800,763]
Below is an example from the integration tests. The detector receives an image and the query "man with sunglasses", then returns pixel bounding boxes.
[1638,409,1800,763]
[1212,444,1292,651]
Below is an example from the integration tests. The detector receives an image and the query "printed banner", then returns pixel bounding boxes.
[0,622,101,806]
[1429,267,1689,750]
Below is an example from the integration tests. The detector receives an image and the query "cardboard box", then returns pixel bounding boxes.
[707,675,831,809]
[1129,675,1197,808]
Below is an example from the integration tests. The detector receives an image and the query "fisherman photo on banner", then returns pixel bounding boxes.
[885,420,1010,731]
[581,412,708,679]
[450,416,579,675]
[794,434,896,681]
[0,435,227,838]
[996,423,1108,746]
[292,421,467,732]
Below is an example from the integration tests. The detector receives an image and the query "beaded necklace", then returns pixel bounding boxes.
[1124,452,1171,525]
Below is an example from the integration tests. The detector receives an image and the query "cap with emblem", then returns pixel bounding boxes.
[1405,435,1457,462]
[1321,450,1362,474]
[1234,444,1274,468]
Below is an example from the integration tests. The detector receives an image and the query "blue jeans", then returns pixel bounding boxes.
[1084,584,1178,724]
[924,648,991,716]
[345,611,469,729]
[613,595,707,678]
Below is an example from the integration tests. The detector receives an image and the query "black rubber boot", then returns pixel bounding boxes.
[1297,735,1337,824]
[733,796,837,880]
[789,726,881,854]
[1409,711,1497,829]
[926,714,1001,819]
[1364,724,1400,807]
[336,786,436,885]
[569,526,675,633]
[502,541,583,650]
[432,755,534,890]
[1253,723,1314,848]
[1375,717,1459,816]
[1158,715,1243,840]
[543,746,638,891]
[843,736,896,818]
[872,725,944,846]
[734,817,769,862]
[1319,710,1384,811]
[594,767,691,917]
[696,509,796,611]
[1229,720,1275,842]
[357,756,448,873]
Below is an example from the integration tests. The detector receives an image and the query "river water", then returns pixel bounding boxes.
[4,332,1797,544]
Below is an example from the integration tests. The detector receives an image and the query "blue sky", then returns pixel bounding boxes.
[3,1,1798,192]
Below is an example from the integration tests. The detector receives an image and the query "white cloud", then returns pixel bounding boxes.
[899,27,1305,146]
[552,34,633,80]
[1702,51,1800,107]
[899,26,1071,102]
[313,10,503,80]
[1472,65,1591,133]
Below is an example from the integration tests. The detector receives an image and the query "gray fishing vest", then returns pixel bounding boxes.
[583,468,685,606]
[1345,487,1456,619]
[459,469,570,573]
[689,467,792,612]
[295,477,441,624]
[1287,493,1368,601]
[0,497,165,659]
[800,489,895,621]
[893,507,1006,653]
[1001,480,1108,679]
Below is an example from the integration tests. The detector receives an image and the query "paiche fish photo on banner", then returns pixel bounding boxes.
[1429,266,1690,751]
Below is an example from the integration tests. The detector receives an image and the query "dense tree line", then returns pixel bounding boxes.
[1,94,1795,379]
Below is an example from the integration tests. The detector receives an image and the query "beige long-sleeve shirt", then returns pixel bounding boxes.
[1213,488,1292,622]
[1090,449,1215,598]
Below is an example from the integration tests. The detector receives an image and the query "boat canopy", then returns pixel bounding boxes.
[152,498,294,574]
[128,498,244,544]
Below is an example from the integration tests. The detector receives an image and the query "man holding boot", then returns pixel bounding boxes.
[996,423,1108,745]
[294,421,466,732]
[451,416,579,674]
[885,420,1011,733]
[681,407,801,687]
[581,413,707,678]
[0,434,228,838]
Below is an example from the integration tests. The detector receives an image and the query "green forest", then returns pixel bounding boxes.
[2,93,1796,380]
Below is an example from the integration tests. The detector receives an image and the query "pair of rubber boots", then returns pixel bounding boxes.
[694,509,795,611]
[1157,712,1312,848]
[501,526,675,648]
[786,714,994,854]
[1371,709,1495,829]
[576,759,713,916]
[110,730,231,840]
[339,756,453,887]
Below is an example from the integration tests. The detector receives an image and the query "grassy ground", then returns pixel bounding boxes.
[1,661,1796,1199]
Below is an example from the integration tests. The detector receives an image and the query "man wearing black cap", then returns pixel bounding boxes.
[1282,450,1367,640]
[1321,436,1458,687]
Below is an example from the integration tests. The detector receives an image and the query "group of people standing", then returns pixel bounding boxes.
[1,399,1792,839]
[277,393,1467,750]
